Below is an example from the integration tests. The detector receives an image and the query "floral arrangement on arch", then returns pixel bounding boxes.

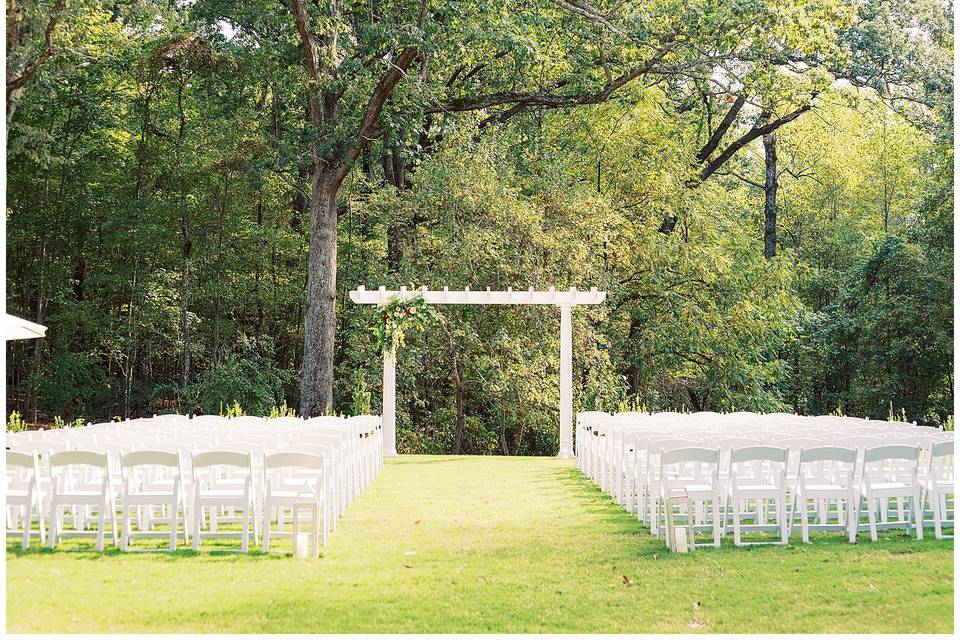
[371,294,442,355]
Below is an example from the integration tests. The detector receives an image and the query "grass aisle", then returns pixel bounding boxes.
[6,455,954,633]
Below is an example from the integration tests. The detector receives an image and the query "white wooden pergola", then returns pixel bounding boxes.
[349,285,607,458]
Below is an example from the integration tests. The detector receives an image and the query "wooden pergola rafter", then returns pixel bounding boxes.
[349,285,607,458]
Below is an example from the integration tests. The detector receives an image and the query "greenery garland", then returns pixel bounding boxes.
[371,294,442,355]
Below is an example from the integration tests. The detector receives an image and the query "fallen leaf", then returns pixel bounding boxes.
[693,601,702,610]
[403,564,414,569]
[622,575,633,587]
[414,519,422,525]
[868,583,876,591]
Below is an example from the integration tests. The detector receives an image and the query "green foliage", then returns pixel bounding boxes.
[52,416,85,429]
[198,336,294,418]
[268,401,297,419]
[351,373,372,416]
[7,411,28,433]
[888,402,910,423]
[371,295,441,355]
[221,402,245,418]
[3,0,952,453]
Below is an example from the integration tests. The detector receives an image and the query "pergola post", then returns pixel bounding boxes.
[558,304,574,458]
[383,349,398,458]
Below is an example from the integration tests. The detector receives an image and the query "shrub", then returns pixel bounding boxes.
[7,411,28,432]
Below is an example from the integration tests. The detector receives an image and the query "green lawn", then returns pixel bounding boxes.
[6,455,954,633]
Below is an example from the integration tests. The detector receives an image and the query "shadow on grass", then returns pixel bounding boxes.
[5,542,298,562]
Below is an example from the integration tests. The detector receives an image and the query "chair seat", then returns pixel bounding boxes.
[735,483,779,492]
[865,482,914,495]
[268,489,321,501]
[804,483,846,492]
[197,489,247,498]
[55,490,107,499]
[124,491,179,501]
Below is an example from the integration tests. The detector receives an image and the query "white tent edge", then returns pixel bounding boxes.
[5,313,48,341]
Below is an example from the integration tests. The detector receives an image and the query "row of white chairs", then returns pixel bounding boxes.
[6,414,383,552]
[575,411,954,547]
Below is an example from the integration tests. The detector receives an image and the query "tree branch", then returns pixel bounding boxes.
[335,46,419,183]
[695,94,745,163]
[697,99,814,184]
[6,0,64,98]
[428,39,676,119]
[549,0,623,36]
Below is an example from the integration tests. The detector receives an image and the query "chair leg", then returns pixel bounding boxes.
[192,500,201,552]
[712,496,721,548]
[169,500,178,551]
[20,504,31,549]
[48,503,58,550]
[37,497,46,545]
[262,499,271,553]
[802,497,811,544]
[933,488,943,540]
[732,494,742,547]
[868,496,878,542]
[96,502,107,552]
[109,497,119,546]
[913,492,923,540]
[778,496,788,544]
[121,501,130,551]
[848,494,858,543]
[241,506,249,553]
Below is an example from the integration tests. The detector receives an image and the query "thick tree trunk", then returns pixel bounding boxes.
[299,171,339,416]
[763,132,778,259]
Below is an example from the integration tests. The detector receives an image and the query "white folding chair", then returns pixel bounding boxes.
[191,451,256,552]
[119,451,189,551]
[923,440,954,539]
[655,447,722,549]
[725,446,790,546]
[47,451,118,551]
[262,452,328,553]
[6,451,46,548]
[859,445,922,542]
[638,436,698,529]
[793,447,858,544]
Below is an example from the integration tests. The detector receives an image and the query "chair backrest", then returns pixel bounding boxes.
[713,436,762,450]
[6,451,37,468]
[49,450,109,468]
[863,444,919,464]
[645,437,697,455]
[730,446,788,464]
[833,435,885,449]
[121,450,180,469]
[931,440,954,457]
[264,452,325,470]
[661,447,719,466]
[799,446,857,464]
[192,450,253,469]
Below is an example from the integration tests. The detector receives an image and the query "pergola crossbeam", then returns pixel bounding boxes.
[349,285,606,306]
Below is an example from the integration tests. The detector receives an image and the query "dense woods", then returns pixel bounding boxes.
[5,0,954,453]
